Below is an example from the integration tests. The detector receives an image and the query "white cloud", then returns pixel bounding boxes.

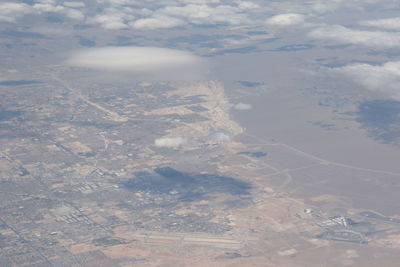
[309,25,400,48]
[0,2,35,23]
[266,13,305,27]
[233,103,252,110]
[67,46,202,71]
[66,46,207,80]
[210,131,232,143]
[155,136,188,148]
[131,15,184,30]
[333,61,400,100]
[360,17,400,31]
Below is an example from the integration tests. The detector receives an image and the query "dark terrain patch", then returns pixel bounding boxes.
[167,34,222,48]
[0,80,42,86]
[46,15,63,23]
[0,31,49,39]
[122,167,252,201]
[0,110,24,121]
[238,151,267,158]
[92,237,125,246]
[216,252,244,259]
[273,44,314,52]
[73,24,92,30]
[261,37,280,43]
[116,167,250,233]
[247,31,267,35]
[210,45,260,56]
[77,36,96,47]
[324,44,351,50]
[187,105,208,112]
[355,99,400,145]
[237,81,263,87]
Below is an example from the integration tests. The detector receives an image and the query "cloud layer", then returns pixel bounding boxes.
[0,0,260,30]
[0,1,86,23]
